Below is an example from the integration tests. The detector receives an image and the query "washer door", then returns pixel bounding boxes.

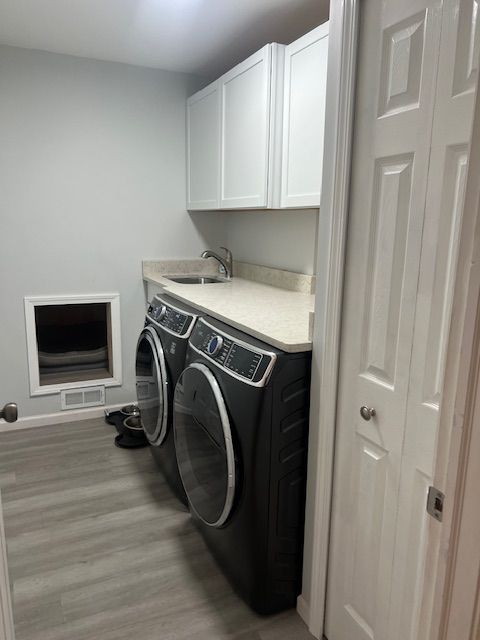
[174,363,235,527]
[135,326,169,445]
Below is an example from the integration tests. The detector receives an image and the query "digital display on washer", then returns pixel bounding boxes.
[162,308,189,334]
[225,343,263,380]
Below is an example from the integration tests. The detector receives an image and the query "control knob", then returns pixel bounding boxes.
[152,305,167,322]
[207,335,223,356]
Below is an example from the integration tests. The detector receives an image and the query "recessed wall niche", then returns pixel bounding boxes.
[24,294,122,396]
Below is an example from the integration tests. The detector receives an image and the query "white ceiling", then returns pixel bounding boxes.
[0,0,329,78]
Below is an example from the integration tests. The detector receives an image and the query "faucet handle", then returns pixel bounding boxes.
[220,247,233,278]
[220,247,232,260]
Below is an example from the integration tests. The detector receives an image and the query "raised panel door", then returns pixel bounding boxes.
[325,1,443,638]
[387,1,479,637]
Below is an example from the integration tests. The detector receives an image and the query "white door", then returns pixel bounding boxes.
[325,0,479,639]
[386,0,479,637]
[326,0,443,638]
[280,23,329,208]
[220,45,272,209]
[186,81,220,210]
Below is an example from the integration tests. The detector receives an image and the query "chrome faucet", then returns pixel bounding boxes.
[201,247,233,280]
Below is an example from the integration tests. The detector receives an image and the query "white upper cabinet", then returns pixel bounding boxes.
[186,81,220,210]
[280,23,329,208]
[186,22,329,211]
[220,45,277,209]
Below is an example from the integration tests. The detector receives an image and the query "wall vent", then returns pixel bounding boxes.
[60,386,105,410]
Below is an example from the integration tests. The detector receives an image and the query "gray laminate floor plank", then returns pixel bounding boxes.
[3,478,174,537]
[0,418,314,639]
[8,508,188,580]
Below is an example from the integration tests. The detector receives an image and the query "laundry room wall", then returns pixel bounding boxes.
[222,209,319,274]
[0,45,227,420]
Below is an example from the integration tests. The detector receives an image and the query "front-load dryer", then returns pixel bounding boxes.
[135,294,201,505]
[173,316,311,613]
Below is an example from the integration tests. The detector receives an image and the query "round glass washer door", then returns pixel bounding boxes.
[135,326,169,445]
[174,362,235,528]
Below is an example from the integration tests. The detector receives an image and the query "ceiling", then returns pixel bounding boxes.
[0,0,329,78]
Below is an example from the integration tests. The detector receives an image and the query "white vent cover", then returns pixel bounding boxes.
[61,386,105,410]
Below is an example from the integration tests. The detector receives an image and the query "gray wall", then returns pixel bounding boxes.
[0,46,226,418]
[0,45,318,420]
[222,209,319,273]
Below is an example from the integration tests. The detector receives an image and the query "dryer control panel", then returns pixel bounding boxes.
[147,298,196,337]
[190,319,276,386]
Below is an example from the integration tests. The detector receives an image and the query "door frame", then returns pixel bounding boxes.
[0,492,15,639]
[298,0,359,636]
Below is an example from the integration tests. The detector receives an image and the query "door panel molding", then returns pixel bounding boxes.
[452,0,480,96]
[421,145,468,407]
[361,153,414,388]
[378,10,427,117]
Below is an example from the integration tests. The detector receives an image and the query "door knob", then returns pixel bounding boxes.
[360,406,376,421]
[0,403,18,423]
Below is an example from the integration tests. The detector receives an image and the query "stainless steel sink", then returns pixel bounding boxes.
[164,275,226,284]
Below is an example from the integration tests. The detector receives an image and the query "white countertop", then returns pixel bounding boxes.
[143,261,315,353]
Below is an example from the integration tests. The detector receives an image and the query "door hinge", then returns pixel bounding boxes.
[427,486,445,522]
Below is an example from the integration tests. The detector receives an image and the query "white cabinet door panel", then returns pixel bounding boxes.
[280,24,329,208]
[187,81,220,210]
[220,46,272,209]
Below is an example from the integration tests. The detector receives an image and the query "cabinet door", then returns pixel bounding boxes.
[187,81,220,210]
[280,24,329,208]
[220,45,272,209]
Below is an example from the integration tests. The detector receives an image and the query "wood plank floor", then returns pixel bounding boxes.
[0,418,314,640]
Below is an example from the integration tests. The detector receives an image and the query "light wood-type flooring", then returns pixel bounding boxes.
[0,418,314,640]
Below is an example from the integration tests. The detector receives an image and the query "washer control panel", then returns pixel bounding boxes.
[207,335,224,356]
[190,320,274,384]
[152,305,166,322]
[147,299,195,337]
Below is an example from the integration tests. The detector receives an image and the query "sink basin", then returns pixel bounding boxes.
[164,275,226,284]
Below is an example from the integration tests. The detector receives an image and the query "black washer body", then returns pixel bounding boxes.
[174,317,311,614]
[136,294,201,505]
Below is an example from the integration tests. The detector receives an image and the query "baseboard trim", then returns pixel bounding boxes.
[297,594,311,629]
[0,403,125,432]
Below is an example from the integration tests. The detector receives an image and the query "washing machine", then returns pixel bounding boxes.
[173,316,311,614]
[135,294,201,505]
